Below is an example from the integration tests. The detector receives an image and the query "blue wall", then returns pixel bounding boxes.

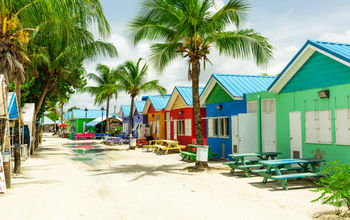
[206,98,247,159]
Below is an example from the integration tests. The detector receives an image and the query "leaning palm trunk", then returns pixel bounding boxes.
[128,95,135,149]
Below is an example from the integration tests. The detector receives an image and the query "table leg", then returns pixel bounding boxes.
[262,166,273,184]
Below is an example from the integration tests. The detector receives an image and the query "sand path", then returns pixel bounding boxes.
[0,134,333,220]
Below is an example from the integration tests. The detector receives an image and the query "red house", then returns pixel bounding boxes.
[165,86,206,146]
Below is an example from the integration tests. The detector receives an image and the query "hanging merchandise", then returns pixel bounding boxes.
[0,152,6,193]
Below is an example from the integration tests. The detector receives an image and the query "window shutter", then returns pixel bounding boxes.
[185,119,192,136]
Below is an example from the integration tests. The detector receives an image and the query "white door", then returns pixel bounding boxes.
[262,99,276,152]
[289,112,302,159]
[231,116,239,153]
[173,120,177,140]
[166,121,171,139]
[156,121,160,139]
[238,113,258,153]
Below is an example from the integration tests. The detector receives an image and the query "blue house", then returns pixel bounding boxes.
[132,100,148,137]
[199,73,276,159]
[119,105,131,135]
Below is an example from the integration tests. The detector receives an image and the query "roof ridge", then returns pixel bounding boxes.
[310,39,350,46]
[213,73,277,78]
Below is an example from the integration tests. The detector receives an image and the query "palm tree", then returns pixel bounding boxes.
[115,58,166,149]
[79,64,120,134]
[130,0,273,167]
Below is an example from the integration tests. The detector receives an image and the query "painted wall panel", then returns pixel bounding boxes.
[206,84,234,105]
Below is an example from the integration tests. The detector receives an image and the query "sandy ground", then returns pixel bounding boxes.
[0,134,339,220]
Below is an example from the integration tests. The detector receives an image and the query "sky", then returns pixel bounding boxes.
[66,0,350,112]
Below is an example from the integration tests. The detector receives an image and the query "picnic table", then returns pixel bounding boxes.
[181,145,219,162]
[154,140,186,154]
[136,138,148,148]
[75,133,95,140]
[144,140,164,152]
[225,152,281,177]
[258,158,325,190]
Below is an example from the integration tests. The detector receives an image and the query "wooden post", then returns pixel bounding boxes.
[14,144,21,173]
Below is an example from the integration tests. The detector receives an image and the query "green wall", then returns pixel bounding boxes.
[74,118,95,133]
[206,84,234,104]
[247,84,350,165]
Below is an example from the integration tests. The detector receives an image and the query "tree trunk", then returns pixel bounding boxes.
[3,119,11,188]
[191,60,208,169]
[54,108,57,134]
[129,95,135,149]
[60,102,64,124]
[14,144,21,174]
[30,78,52,154]
[106,96,110,134]
[15,77,21,112]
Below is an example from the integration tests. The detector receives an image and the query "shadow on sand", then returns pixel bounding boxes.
[88,163,192,182]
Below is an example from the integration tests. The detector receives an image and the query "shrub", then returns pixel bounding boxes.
[312,161,350,217]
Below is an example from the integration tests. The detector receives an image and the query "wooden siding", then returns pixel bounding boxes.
[281,51,350,93]
[173,95,187,109]
[206,84,234,105]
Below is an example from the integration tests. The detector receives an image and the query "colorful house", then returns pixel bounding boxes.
[247,40,350,165]
[132,100,148,138]
[142,95,171,140]
[69,109,106,133]
[200,73,276,159]
[165,86,206,145]
[119,105,131,135]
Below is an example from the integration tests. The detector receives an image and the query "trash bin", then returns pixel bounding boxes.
[196,145,209,162]
[130,137,137,148]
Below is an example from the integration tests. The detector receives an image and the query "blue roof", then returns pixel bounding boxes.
[268,40,350,90]
[121,105,131,117]
[7,92,19,120]
[175,86,204,106]
[134,101,146,113]
[149,95,171,110]
[210,74,276,97]
[71,109,106,119]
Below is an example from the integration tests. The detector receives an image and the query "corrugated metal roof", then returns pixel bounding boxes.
[212,74,277,97]
[72,109,106,119]
[149,95,171,110]
[268,40,350,91]
[87,115,121,127]
[43,116,54,125]
[121,105,131,117]
[134,101,146,113]
[175,86,204,106]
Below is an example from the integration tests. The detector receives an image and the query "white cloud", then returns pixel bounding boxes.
[320,30,350,43]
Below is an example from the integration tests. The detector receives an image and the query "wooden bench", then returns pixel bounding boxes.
[181,152,196,162]
[156,144,186,154]
[251,167,303,174]
[269,172,323,190]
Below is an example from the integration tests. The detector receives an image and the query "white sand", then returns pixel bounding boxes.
[0,134,335,220]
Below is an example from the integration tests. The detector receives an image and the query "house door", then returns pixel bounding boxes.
[262,99,276,152]
[166,112,171,139]
[156,121,160,139]
[173,120,177,140]
[289,112,302,159]
[231,115,239,153]
[238,113,258,153]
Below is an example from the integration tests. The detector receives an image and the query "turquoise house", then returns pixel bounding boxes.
[246,40,350,165]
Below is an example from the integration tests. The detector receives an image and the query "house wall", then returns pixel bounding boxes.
[206,99,247,159]
[166,107,206,146]
[133,109,148,137]
[247,74,350,165]
[147,104,165,140]
[73,118,95,133]
[122,115,132,135]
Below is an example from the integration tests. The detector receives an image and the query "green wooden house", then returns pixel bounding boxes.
[246,40,350,165]
[67,109,106,133]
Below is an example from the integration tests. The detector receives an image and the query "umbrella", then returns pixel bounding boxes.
[58,123,68,127]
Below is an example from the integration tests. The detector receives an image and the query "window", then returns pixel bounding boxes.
[178,120,184,135]
[305,110,332,144]
[247,101,257,113]
[262,99,275,113]
[208,118,218,137]
[219,117,229,137]
[335,109,350,145]
[185,119,192,136]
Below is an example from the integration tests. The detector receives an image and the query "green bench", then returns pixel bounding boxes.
[251,167,303,174]
[270,172,323,190]
[181,150,219,162]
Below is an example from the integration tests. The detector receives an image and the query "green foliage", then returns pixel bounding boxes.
[46,112,59,121]
[115,58,167,97]
[312,162,350,216]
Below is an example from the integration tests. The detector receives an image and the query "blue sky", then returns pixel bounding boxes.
[67,0,350,111]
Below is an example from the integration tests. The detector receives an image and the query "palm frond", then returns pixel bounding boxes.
[150,42,183,72]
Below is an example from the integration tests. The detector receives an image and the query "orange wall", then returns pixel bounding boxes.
[147,104,165,140]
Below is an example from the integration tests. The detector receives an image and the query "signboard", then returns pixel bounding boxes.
[0,152,6,193]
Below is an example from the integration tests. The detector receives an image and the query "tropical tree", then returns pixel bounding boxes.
[115,58,166,149]
[130,0,273,167]
[79,64,120,134]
